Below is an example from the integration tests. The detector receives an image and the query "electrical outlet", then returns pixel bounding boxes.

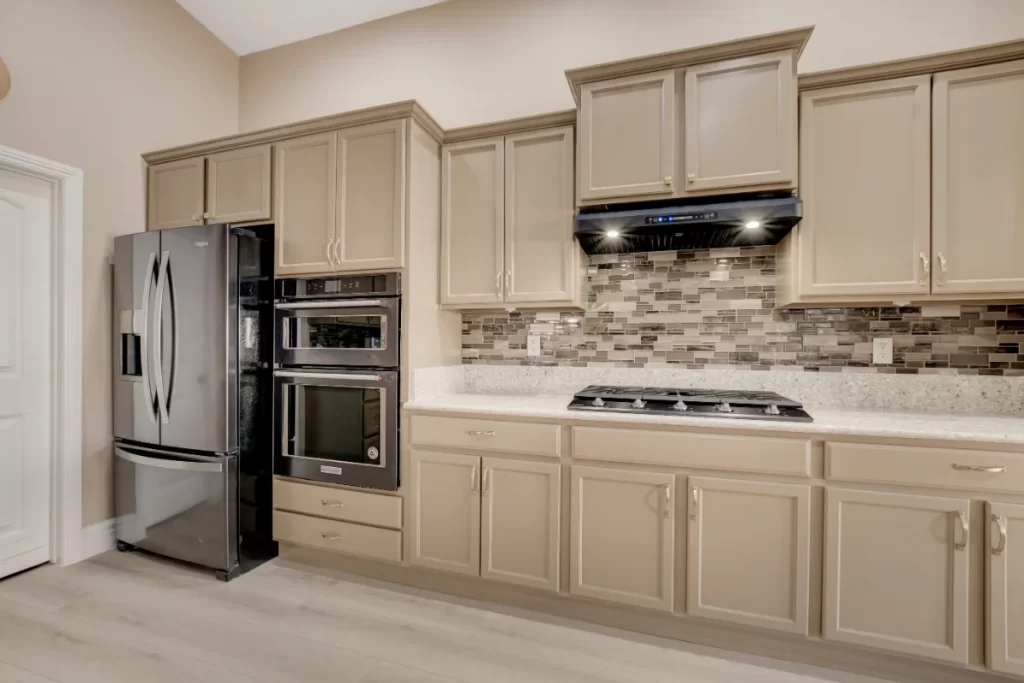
[527,335,541,358]
[873,338,893,365]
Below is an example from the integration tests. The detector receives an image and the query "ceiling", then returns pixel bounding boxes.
[176,0,450,55]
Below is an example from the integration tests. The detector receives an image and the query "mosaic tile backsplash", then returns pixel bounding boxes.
[461,246,1024,376]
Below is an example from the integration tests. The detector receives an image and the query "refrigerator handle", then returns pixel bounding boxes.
[167,254,179,416]
[153,250,170,424]
[140,251,158,424]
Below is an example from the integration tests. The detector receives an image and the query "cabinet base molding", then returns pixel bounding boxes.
[277,544,1013,683]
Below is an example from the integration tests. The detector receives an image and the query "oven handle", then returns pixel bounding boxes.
[275,371,384,382]
[275,299,385,310]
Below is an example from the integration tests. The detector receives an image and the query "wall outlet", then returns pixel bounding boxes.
[527,335,541,357]
[873,338,893,365]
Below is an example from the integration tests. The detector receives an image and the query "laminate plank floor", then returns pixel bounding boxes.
[0,552,888,683]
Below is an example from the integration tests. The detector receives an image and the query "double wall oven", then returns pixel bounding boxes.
[274,274,400,491]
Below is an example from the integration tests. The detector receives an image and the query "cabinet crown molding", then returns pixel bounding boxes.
[564,26,813,104]
[443,109,577,144]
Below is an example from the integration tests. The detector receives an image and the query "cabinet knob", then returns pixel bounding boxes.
[202,211,212,219]
[191,213,200,222]
[663,176,672,186]
[687,173,696,182]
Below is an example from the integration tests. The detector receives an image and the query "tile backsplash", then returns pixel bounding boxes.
[462,246,1024,376]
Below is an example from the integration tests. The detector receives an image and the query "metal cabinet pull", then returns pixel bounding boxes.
[690,487,700,521]
[663,484,672,518]
[919,253,930,286]
[321,532,343,541]
[664,176,673,186]
[496,270,502,295]
[326,238,335,268]
[334,239,342,268]
[505,271,512,294]
[202,211,212,219]
[321,500,345,508]
[465,430,495,437]
[686,173,696,182]
[192,213,201,222]
[482,467,490,495]
[952,464,1007,473]
[937,252,948,284]
[993,513,1008,556]
[954,511,969,551]
[470,465,478,492]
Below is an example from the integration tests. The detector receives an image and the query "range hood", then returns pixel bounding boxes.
[574,194,802,255]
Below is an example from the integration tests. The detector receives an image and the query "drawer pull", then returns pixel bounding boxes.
[952,464,1007,473]
[465,430,496,437]
[470,465,478,492]
[663,484,671,518]
[690,486,700,521]
[954,511,969,551]
[993,513,1008,556]
[321,500,345,508]
[321,532,343,541]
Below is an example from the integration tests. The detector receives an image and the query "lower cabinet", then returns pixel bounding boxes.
[686,477,811,635]
[408,450,481,576]
[988,501,1024,676]
[570,465,675,611]
[824,488,970,663]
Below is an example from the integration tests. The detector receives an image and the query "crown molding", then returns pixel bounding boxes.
[443,109,576,144]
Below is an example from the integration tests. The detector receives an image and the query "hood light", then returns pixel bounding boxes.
[605,229,620,238]
[744,220,761,230]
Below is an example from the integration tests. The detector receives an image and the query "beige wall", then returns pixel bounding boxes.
[239,0,1024,131]
[0,0,239,526]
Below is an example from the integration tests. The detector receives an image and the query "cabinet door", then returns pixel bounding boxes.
[988,501,1024,676]
[824,489,969,663]
[440,138,504,305]
[504,126,575,304]
[933,60,1024,294]
[481,458,560,591]
[570,465,674,611]
[687,477,811,635]
[578,70,675,201]
[336,120,406,271]
[147,157,205,231]
[797,76,931,297]
[273,133,337,276]
[409,451,480,576]
[206,144,272,224]
[683,52,796,192]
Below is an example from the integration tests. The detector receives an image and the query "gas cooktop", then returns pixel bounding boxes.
[567,385,813,422]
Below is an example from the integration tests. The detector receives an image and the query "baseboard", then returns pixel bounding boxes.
[80,519,116,560]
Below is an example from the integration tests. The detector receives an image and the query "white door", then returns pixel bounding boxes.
[0,167,52,579]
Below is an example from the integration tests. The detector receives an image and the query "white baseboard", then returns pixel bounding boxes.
[79,519,116,560]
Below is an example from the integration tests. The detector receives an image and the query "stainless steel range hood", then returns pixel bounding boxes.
[574,194,802,255]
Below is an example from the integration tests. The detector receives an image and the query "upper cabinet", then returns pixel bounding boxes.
[274,132,337,277]
[147,157,205,230]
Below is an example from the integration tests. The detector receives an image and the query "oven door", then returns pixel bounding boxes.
[275,298,399,367]
[274,369,399,491]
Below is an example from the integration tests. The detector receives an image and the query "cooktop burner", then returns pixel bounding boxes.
[568,385,812,422]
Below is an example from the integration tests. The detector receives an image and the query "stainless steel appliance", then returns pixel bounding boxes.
[568,386,813,422]
[274,274,401,491]
[113,224,276,581]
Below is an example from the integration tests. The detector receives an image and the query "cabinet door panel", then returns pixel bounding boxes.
[684,52,796,192]
[687,477,810,635]
[336,120,406,271]
[481,458,560,591]
[148,158,205,231]
[440,138,504,305]
[570,465,674,611]
[505,126,575,304]
[933,60,1024,294]
[206,145,272,223]
[798,76,931,297]
[578,71,675,201]
[824,488,969,663]
[409,451,480,576]
[273,133,337,276]
[988,501,1024,676]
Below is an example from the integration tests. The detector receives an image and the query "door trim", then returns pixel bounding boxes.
[0,144,84,567]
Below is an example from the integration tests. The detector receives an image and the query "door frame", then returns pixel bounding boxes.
[0,144,84,566]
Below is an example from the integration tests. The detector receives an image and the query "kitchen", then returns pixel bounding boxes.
[1,2,1024,682]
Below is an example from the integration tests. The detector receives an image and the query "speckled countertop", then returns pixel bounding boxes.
[404,392,1024,447]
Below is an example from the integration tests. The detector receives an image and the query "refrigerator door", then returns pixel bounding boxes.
[156,224,237,454]
[113,231,161,444]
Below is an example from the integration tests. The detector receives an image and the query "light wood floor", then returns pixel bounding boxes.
[0,551,889,683]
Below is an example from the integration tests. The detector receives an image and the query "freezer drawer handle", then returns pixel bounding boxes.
[114,447,224,473]
[275,299,385,310]
[274,371,383,382]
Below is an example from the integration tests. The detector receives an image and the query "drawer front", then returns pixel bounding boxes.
[273,510,402,563]
[274,478,402,529]
[410,414,561,458]
[573,426,812,477]
[827,442,1024,494]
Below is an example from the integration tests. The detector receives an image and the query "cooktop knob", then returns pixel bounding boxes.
[592,397,605,407]
[764,404,781,416]
[716,402,733,413]
[673,401,689,411]
[632,398,646,409]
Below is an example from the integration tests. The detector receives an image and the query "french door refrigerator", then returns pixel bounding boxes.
[112,224,276,580]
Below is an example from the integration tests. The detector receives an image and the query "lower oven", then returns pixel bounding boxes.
[274,368,399,491]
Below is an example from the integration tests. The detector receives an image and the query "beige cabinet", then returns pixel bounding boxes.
[683,52,797,192]
[686,477,811,635]
[273,133,337,276]
[570,465,675,611]
[481,458,560,591]
[578,70,676,201]
[336,120,406,271]
[408,450,480,576]
[147,157,205,230]
[988,501,1024,676]
[824,488,969,663]
[206,145,272,224]
[933,60,1024,294]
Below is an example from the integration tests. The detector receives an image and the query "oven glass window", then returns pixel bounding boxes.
[284,384,382,466]
[284,315,386,351]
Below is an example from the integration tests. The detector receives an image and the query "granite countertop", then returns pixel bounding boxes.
[404,392,1024,447]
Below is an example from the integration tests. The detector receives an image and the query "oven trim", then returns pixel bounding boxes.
[275,297,400,368]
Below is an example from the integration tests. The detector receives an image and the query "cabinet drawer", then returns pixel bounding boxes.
[273,510,402,563]
[410,414,561,457]
[826,442,1024,494]
[274,478,402,529]
[573,426,811,477]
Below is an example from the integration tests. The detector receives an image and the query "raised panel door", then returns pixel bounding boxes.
[686,477,810,635]
[824,488,969,663]
[797,76,931,297]
[988,501,1024,676]
[683,52,796,192]
[273,133,337,276]
[206,144,272,224]
[408,450,480,576]
[933,60,1024,294]
[147,157,205,231]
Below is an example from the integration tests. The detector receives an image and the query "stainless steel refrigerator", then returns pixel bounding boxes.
[112,223,275,581]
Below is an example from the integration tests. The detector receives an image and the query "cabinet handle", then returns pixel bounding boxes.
[482,467,490,496]
[192,213,200,222]
[952,464,1006,473]
[663,484,672,518]
[321,499,344,508]
[334,239,342,268]
[690,486,700,521]
[954,510,969,551]
[496,270,502,295]
[919,252,930,286]
[465,430,495,437]
[203,211,212,219]
[686,173,696,182]
[505,271,512,294]
[937,252,948,284]
[664,176,673,186]
[327,238,335,268]
[992,513,1008,556]
[470,465,478,492]
[321,532,343,541]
